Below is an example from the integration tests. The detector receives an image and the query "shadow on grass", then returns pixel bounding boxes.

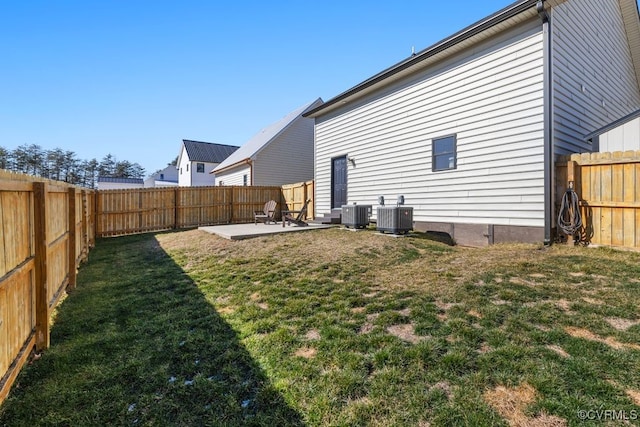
[0,233,304,426]
[412,231,456,246]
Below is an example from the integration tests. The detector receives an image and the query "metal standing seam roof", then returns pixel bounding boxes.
[182,140,240,163]
[97,176,144,184]
[212,98,323,174]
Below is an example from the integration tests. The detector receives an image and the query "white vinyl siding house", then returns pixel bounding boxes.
[213,99,322,186]
[308,0,640,246]
[177,140,239,187]
[596,116,640,151]
[552,0,640,155]
[314,23,546,237]
[144,165,178,188]
[217,165,251,186]
[584,108,640,152]
[252,117,316,185]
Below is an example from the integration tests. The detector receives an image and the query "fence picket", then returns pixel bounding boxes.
[558,153,640,249]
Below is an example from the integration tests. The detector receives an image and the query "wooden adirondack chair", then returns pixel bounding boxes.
[282,199,311,227]
[254,200,278,224]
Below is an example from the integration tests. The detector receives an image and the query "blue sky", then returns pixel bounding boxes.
[0,1,634,175]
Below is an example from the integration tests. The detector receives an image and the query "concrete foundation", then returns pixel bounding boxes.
[414,221,544,247]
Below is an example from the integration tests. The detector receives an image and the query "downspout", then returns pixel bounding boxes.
[538,0,553,245]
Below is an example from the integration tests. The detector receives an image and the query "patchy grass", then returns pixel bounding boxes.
[1,229,640,426]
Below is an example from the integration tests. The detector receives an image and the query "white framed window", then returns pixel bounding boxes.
[243,174,248,186]
[196,163,205,173]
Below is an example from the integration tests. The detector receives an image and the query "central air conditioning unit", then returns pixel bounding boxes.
[376,206,413,234]
[341,204,372,229]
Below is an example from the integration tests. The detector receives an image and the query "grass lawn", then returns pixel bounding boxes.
[1,228,640,426]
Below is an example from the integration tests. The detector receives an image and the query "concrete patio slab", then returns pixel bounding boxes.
[199,222,337,240]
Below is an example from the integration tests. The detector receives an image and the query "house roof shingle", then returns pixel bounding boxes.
[212,98,322,173]
[182,140,240,163]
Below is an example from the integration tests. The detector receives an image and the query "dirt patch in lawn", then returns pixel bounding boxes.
[218,306,235,315]
[605,317,640,331]
[294,347,317,359]
[435,301,460,311]
[359,313,379,335]
[564,327,640,351]
[387,324,426,344]
[484,383,567,427]
[397,308,411,317]
[546,345,570,358]
[509,277,540,286]
[478,342,493,354]
[555,299,572,312]
[626,389,640,405]
[305,329,321,341]
[430,381,453,399]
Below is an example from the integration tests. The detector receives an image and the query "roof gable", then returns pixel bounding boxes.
[182,140,240,163]
[213,98,322,173]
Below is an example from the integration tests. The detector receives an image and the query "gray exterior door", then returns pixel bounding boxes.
[331,156,347,209]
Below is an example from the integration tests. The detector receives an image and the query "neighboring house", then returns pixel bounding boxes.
[144,165,179,188]
[97,176,144,190]
[212,99,323,186]
[177,140,239,187]
[585,108,640,152]
[305,0,640,246]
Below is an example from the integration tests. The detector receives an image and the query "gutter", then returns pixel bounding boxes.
[304,0,539,118]
[210,158,252,176]
[538,0,553,245]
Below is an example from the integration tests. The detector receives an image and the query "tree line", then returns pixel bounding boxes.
[0,144,145,189]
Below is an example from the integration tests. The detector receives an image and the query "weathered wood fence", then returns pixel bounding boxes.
[96,180,314,237]
[0,171,94,403]
[556,151,640,249]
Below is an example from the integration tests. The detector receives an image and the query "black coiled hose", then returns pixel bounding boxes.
[557,188,582,237]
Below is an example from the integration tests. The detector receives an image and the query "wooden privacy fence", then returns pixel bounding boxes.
[1,177,313,404]
[97,181,315,237]
[281,180,314,219]
[0,171,94,403]
[556,151,640,249]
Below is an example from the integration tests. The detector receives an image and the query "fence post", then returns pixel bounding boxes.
[174,187,180,229]
[34,182,49,351]
[81,190,88,260]
[229,187,234,224]
[567,160,576,187]
[95,190,101,238]
[68,188,77,291]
